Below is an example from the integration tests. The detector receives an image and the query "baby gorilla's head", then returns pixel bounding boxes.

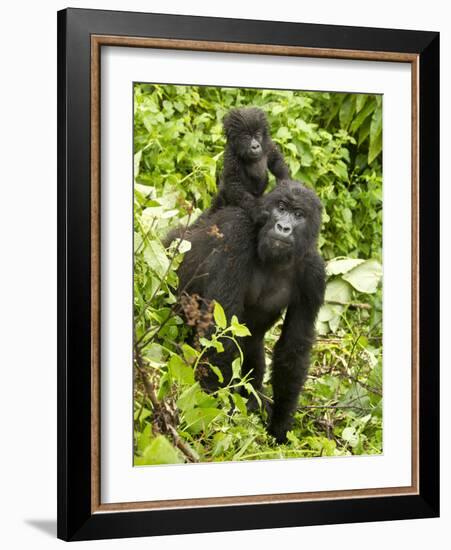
[257,180,323,265]
[223,107,270,161]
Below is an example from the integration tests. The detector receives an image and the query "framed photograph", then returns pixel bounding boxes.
[57,8,439,541]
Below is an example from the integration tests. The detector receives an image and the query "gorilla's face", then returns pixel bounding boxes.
[223,107,269,162]
[239,130,265,161]
[257,180,322,265]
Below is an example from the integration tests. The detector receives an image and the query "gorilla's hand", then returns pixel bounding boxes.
[268,416,291,444]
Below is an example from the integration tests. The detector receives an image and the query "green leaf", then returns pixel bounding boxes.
[230,315,251,337]
[316,320,330,336]
[232,434,258,460]
[368,132,382,164]
[209,364,224,383]
[342,207,352,225]
[339,385,370,409]
[339,95,355,130]
[199,337,224,352]
[284,142,298,154]
[232,393,248,415]
[211,432,232,457]
[213,301,227,329]
[157,373,170,400]
[341,427,359,447]
[232,324,251,337]
[330,160,348,181]
[142,435,184,465]
[318,303,344,322]
[244,383,261,407]
[134,405,151,423]
[272,104,285,116]
[342,259,382,294]
[349,98,376,133]
[135,423,152,452]
[181,343,198,364]
[276,126,291,140]
[368,102,382,163]
[211,340,224,353]
[134,232,143,253]
[357,117,371,148]
[288,159,301,176]
[368,361,383,390]
[161,209,181,219]
[231,357,242,380]
[134,150,142,179]
[177,384,201,412]
[184,407,222,434]
[143,239,170,278]
[326,258,365,276]
[174,239,191,254]
[355,94,367,114]
[328,315,341,333]
[142,343,165,364]
[195,392,218,408]
[325,279,352,304]
[168,355,194,385]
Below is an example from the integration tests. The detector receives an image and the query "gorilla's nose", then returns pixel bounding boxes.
[275,221,292,237]
[251,139,261,152]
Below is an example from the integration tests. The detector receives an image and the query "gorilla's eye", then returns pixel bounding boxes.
[294,210,304,219]
[278,202,286,212]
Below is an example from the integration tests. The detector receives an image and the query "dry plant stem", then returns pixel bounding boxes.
[327,301,371,310]
[134,342,159,409]
[167,425,199,463]
[316,336,382,344]
[300,404,371,412]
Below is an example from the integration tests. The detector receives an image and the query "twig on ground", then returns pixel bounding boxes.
[167,425,199,463]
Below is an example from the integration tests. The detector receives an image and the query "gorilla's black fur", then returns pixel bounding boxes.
[175,180,325,443]
[211,107,290,214]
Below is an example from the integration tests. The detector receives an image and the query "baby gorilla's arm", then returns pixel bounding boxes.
[267,141,291,182]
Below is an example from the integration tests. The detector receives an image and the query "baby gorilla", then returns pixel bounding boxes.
[175,180,325,443]
[211,107,290,215]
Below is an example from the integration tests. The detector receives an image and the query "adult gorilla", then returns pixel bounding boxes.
[175,180,325,443]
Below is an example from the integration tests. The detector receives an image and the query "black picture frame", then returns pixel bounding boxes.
[57,7,439,541]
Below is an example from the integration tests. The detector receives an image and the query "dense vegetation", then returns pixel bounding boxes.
[133,83,383,465]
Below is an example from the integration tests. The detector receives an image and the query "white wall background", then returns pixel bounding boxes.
[0,1,448,548]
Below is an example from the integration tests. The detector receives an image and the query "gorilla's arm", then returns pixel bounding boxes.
[269,253,325,442]
[267,141,290,182]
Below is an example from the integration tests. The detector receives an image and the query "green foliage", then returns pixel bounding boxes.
[318,257,382,335]
[133,83,383,464]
